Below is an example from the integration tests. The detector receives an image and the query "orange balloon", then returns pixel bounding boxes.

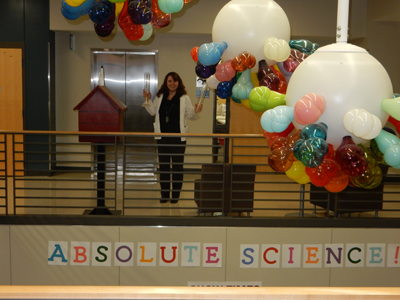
[151,0,171,29]
[268,146,293,172]
[324,170,349,193]
[231,52,256,71]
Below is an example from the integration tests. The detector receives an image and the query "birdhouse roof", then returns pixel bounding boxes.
[73,85,128,112]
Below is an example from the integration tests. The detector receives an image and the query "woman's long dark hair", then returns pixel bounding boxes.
[156,72,187,98]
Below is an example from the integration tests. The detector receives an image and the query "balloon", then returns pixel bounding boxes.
[289,39,320,55]
[94,12,115,37]
[216,78,235,99]
[282,49,308,73]
[151,0,171,28]
[118,1,144,41]
[215,60,236,82]
[62,0,95,19]
[286,161,310,184]
[139,23,153,41]
[260,106,294,133]
[271,67,288,94]
[381,97,400,121]
[388,116,400,134]
[65,0,86,6]
[351,145,383,189]
[263,123,294,141]
[206,74,220,90]
[263,37,291,62]
[198,42,227,66]
[128,0,153,25]
[232,69,253,100]
[300,123,327,140]
[195,62,216,80]
[306,159,339,187]
[249,86,286,112]
[293,93,326,125]
[61,7,81,20]
[258,60,280,92]
[158,0,184,14]
[293,136,329,168]
[374,129,400,168]
[231,52,256,71]
[285,43,392,150]
[335,136,368,177]
[191,47,199,62]
[212,0,290,69]
[343,108,382,140]
[324,170,349,193]
[268,146,293,172]
[89,1,114,24]
[109,0,127,2]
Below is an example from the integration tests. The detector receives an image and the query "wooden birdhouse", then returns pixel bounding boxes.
[73,85,128,143]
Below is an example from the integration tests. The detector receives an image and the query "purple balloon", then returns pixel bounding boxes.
[195,62,216,79]
[128,0,152,25]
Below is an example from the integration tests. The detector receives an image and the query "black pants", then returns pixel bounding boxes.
[157,137,186,200]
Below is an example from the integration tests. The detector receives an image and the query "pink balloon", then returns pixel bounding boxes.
[215,60,236,82]
[293,93,325,125]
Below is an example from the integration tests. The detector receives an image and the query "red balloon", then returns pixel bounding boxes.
[283,49,308,73]
[306,159,339,187]
[271,67,288,94]
[191,47,199,62]
[118,1,144,40]
[335,136,368,177]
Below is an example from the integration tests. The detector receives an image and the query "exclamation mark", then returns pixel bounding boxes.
[395,246,399,264]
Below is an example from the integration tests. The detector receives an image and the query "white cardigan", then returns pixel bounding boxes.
[142,94,199,141]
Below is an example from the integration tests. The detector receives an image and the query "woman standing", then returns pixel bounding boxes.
[142,72,202,203]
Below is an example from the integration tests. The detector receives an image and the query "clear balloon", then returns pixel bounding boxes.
[151,0,171,28]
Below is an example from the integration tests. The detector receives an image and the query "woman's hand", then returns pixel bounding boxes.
[195,103,203,114]
[143,89,151,102]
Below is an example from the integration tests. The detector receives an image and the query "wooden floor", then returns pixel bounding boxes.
[0,286,400,299]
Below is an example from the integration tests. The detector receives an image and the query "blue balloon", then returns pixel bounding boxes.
[216,80,235,99]
[300,123,327,140]
[62,0,96,17]
[89,1,115,24]
[198,42,227,66]
[61,7,80,20]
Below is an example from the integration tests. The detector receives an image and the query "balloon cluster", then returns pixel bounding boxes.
[61,0,195,40]
[192,38,317,111]
[192,35,400,193]
[265,121,389,192]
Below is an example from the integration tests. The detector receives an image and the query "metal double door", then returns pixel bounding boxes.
[91,49,158,133]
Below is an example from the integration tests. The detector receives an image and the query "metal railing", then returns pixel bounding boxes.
[0,130,400,222]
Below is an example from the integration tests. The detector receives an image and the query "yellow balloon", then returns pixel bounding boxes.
[250,72,259,87]
[115,2,124,16]
[286,161,310,184]
[65,0,85,7]
[241,99,251,109]
[272,64,281,72]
